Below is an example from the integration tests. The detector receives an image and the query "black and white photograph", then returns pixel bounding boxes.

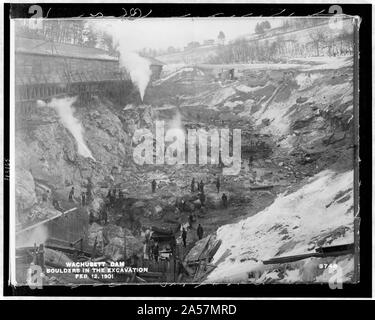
[3,2,371,298]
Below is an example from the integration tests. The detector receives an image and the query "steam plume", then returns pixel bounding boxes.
[118,51,151,101]
[89,21,152,101]
[45,97,95,160]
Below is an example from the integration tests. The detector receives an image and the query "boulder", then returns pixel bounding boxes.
[16,169,37,211]
[184,201,195,212]
[101,224,143,261]
[104,238,124,261]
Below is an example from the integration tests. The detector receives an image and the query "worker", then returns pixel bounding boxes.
[188,213,194,229]
[216,177,220,193]
[191,178,196,193]
[197,224,204,240]
[42,190,49,202]
[199,192,206,207]
[151,179,157,193]
[68,187,74,202]
[199,180,204,193]
[81,191,86,206]
[182,228,187,248]
[109,189,115,207]
[153,242,159,263]
[89,210,95,224]
[221,193,228,208]
[101,208,108,225]
[118,189,124,200]
[249,155,253,167]
[149,238,155,259]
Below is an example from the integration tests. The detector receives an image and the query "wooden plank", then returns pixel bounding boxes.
[263,244,355,265]
[250,185,274,190]
[16,207,78,236]
[263,252,321,265]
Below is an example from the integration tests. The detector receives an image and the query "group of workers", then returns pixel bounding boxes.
[150,175,230,251]
[68,185,94,207]
[190,177,228,208]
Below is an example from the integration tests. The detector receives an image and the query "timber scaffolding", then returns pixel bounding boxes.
[15,37,134,117]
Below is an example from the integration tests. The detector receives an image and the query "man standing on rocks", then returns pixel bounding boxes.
[68,187,75,202]
[191,178,195,193]
[81,191,86,206]
[182,228,187,248]
[42,190,49,202]
[153,242,159,262]
[199,192,206,207]
[216,177,221,193]
[197,224,204,240]
[221,193,228,208]
[145,227,151,243]
[100,207,108,225]
[152,179,157,193]
[199,180,204,193]
[118,189,124,200]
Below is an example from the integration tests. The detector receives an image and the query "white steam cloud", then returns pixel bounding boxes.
[90,21,152,101]
[118,51,151,101]
[42,97,95,160]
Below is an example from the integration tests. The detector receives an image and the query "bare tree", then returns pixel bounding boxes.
[218,31,226,45]
[309,29,328,56]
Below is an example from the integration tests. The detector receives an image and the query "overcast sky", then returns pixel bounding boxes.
[90,18,283,51]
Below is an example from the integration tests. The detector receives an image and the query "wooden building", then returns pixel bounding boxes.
[15,37,132,114]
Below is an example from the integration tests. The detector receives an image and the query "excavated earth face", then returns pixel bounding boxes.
[15,57,354,283]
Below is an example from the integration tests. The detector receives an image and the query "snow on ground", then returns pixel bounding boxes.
[161,63,187,74]
[198,56,352,75]
[251,97,292,135]
[156,67,194,83]
[224,100,243,108]
[206,169,354,283]
[295,72,323,90]
[290,56,353,71]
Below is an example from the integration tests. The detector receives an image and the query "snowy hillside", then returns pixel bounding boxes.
[206,169,354,283]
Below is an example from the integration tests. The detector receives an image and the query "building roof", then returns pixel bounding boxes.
[15,37,118,61]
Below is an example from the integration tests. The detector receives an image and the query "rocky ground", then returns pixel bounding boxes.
[15,56,355,284]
